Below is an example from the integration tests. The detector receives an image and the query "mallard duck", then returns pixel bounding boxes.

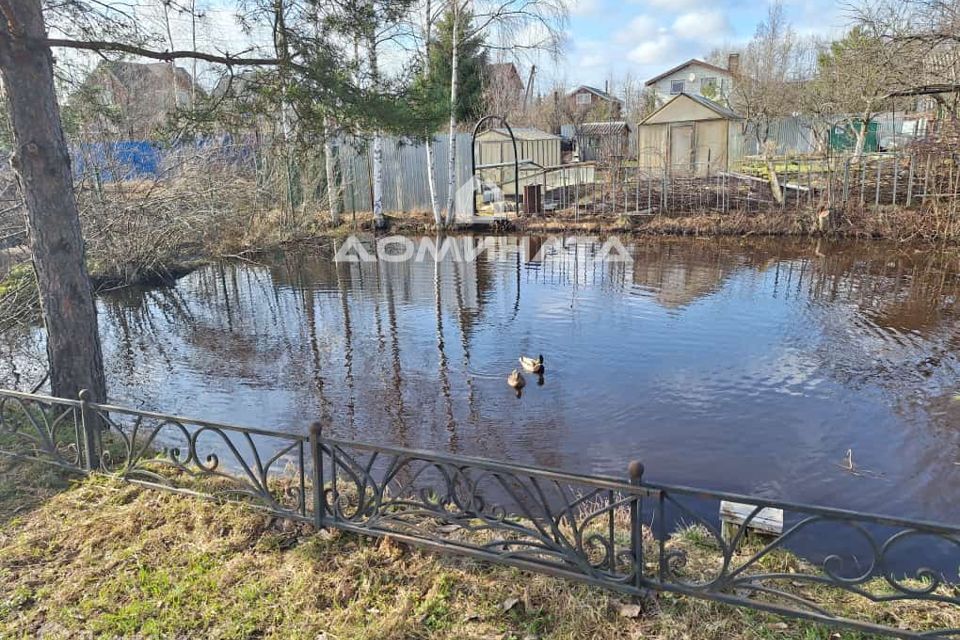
[519,354,544,374]
[507,369,526,396]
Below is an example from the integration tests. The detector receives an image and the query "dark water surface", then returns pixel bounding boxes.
[70,236,960,522]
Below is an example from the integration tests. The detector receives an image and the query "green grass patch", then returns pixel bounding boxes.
[0,456,954,639]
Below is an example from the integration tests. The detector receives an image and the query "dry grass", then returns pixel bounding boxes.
[4,457,956,639]
[514,205,960,243]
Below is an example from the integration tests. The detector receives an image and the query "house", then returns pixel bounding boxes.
[566,85,623,120]
[573,122,632,162]
[645,54,740,106]
[483,62,526,116]
[636,93,743,177]
[76,61,204,138]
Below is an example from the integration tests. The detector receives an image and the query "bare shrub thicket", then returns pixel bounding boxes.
[72,139,329,286]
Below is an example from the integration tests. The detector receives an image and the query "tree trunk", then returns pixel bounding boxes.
[443,2,461,226]
[372,133,384,228]
[765,156,784,205]
[367,3,385,229]
[324,118,340,225]
[424,0,442,226]
[0,0,107,402]
[425,140,441,226]
[853,115,869,158]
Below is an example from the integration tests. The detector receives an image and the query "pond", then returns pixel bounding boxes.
[11,234,960,523]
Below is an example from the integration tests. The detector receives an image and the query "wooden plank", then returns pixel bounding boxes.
[720,500,783,536]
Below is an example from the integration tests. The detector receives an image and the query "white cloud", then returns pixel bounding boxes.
[672,10,734,43]
[569,0,602,16]
[627,34,681,65]
[617,14,661,43]
[642,0,714,11]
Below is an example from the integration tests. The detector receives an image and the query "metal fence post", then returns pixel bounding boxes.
[309,421,325,530]
[628,460,645,589]
[78,389,99,472]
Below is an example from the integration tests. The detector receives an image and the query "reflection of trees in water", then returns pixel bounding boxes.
[377,243,409,447]
[333,242,356,435]
[434,244,457,450]
[87,236,960,481]
[0,326,46,392]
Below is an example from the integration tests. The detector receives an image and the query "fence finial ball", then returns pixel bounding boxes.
[309,421,323,437]
[628,460,645,480]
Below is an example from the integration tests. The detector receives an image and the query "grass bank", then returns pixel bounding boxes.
[2,454,957,639]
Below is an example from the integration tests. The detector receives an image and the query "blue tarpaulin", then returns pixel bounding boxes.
[71,137,255,182]
[72,141,162,181]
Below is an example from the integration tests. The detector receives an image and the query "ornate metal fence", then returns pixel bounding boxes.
[309,423,960,639]
[0,388,309,521]
[640,481,960,638]
[2,388,959,638]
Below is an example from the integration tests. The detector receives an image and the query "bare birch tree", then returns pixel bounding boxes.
[444,1,464,225]
[423,0,443,225]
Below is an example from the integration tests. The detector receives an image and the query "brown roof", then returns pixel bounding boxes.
[568,85,623,105]
[579,121,631,135]
[644,59,732,86]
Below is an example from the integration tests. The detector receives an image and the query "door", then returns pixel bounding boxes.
[669,124,694,176]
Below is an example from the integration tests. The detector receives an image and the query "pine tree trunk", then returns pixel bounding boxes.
[424,0,442,226]
[0,0,107,402]
[444,2,461,226]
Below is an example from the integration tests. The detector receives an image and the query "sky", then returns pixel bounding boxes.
[554,0,850,89]
[95,0,853,94]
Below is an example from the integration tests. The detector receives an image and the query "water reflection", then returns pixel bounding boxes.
[33,236,960,521]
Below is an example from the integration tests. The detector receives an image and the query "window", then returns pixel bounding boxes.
[670,80,684,95]
[700,77,717,93]
[576,92,591,105]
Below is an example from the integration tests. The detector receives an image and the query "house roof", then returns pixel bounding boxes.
[644,59,732,86]
[638,92,742,125]
[684,93,740,119]
[579,121,632,135]
[99,61,202,94]
[570,85,623,105]
[487,62,521,78]
[212,70,264,98]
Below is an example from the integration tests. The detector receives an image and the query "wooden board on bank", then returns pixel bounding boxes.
[719,500,784,539]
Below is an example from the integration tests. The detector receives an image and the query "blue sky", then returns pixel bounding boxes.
[551,0,850,88]
[122,0,852,93]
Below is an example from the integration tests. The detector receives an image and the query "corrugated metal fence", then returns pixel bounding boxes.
[739,114,910,156]
[332,134,475,213]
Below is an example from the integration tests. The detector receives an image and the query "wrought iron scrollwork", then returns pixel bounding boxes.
[0,391,84,470]
[87,403,309,520]
[647,487,960,637]
[315,436,651,588]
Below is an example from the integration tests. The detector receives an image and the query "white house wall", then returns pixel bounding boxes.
[649,64,733,105]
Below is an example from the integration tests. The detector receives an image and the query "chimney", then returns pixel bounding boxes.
[604,79,609,94]
[727,53,741,75]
